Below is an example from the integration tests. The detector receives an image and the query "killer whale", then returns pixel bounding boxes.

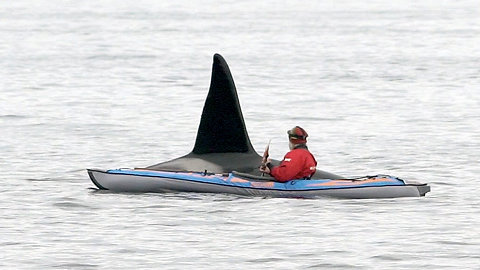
[146,54,343,179]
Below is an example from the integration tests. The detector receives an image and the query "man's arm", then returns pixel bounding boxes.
[269,152,303,182]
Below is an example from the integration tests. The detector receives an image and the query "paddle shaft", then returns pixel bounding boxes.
[260,140,271,176]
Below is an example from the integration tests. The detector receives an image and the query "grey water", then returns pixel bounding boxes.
[1,0,479,269]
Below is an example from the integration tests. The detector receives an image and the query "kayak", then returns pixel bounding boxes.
[87,169,430,199]
[87,53,431,199]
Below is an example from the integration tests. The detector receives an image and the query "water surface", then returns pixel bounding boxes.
[1,1,479,269]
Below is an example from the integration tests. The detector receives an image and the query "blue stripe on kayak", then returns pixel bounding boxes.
[106,169,405,191]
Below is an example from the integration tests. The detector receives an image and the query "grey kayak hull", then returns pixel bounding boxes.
[88,169,430,199]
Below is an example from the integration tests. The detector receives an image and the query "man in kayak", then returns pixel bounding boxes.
[260,126,317,182]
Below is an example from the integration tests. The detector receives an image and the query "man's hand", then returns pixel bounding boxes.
[259,160,271,174]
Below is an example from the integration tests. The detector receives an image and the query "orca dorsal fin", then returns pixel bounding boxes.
[192,54,256,154]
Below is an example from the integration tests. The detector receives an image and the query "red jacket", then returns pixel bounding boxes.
[269,146,317,182]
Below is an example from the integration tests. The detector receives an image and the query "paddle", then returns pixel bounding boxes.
[260,139,271,176]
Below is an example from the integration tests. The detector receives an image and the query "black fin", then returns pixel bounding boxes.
[192,54,255,154]
[146,54,261,174]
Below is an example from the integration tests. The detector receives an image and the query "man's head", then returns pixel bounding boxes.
[287,126,308,149]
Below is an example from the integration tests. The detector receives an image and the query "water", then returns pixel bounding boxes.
[1,0,479,269]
